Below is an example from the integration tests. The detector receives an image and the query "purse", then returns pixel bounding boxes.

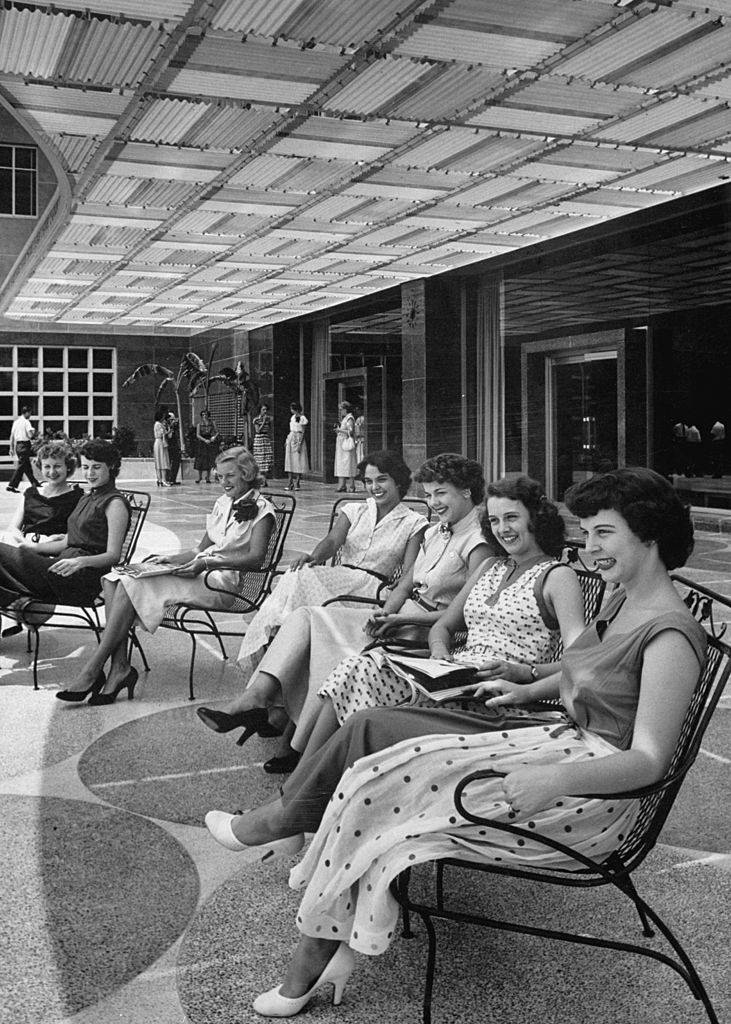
[342,436,355,451]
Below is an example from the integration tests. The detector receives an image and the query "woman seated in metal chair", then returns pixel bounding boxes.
[204,467,706,1019]
[288,475,588,766]
[56,447,275,706]
[0,440,82,549]
[0,439,129,633]
[196,452,432,757]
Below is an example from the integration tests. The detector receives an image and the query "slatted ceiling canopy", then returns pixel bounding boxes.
[0,0,730,333]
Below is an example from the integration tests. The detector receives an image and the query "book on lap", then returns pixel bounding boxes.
[381,651,480,704]
[115,562,179,578]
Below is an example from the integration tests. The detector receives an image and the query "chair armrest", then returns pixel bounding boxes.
[340,563,390,583]
[201,569,262,614]
[322,594,384,609]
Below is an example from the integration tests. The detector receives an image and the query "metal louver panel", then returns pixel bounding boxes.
[555,8,715,81]
[390,64,505,121]
[0,7,73,78]
[468,107,600,137]
[189,33,346,81]
[396,26,564,68]
[325,57,433,116]
[444,0,612,40]
[623,26,731,90]
[212,0,303,35]
[57,19,166,88]
[50,134,100,174]
[183,106,274,150]
[29,0,193,20]
[508,76,643,119]
[590,96,715,143]
[269,0,418,49]
[27,110,113,136]
[165,67,313,104]
[131,98,207,144]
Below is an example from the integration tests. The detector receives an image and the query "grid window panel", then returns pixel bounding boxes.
[0,146,38,216]
[0,345,116,459]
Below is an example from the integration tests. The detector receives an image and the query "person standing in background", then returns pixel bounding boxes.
[710,419,726,478]
[166,411,182,485]
[194,409,219,484]
[153,408,171,488]
[684,423,702,477]
[7,407,39,493]
[284,402,308,491]
[354,406,365,488]
[252,404,274,487]
[334,401,357,492]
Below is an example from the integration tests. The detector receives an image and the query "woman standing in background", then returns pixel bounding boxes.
[153,408,171,488]
[334,402,357,493]
[285,402,308,491]
[194,409,219,484]
[252,404,274,487]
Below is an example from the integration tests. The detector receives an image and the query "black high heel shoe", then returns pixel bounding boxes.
[263,749,301,774]
[56,670,106,703]
[87,667,138,706]
[196,706,281,746]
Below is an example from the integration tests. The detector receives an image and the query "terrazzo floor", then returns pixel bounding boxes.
[0,477,729,1024]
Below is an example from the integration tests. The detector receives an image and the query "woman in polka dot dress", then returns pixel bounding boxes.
[306,477,587,756]
[206,468,706,1019]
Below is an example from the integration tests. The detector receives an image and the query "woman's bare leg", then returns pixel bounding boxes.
[215,670,282,716]
[279,936,341,998]
[67,585,137,692]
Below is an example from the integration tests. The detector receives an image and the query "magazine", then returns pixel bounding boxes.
[381,651,481,705]
[115,561,180,579]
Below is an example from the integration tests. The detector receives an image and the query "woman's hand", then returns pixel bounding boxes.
[474,660,530,685]
[288,553,315,572]
[365,612,407,638]
[474,678,535,703]
[171,558,207,578]
[501,765,564,817]
[49,557,85,577]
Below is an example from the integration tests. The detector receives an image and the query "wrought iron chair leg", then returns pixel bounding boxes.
[188,634,198,701]
[419,909,438,1024]
[26,628,31,654]
[399,870,414,938]
[634,897,720,1022]
[30,627,40,690]
[617,872,654,937]
[436,861,445,912]
[127,628,150,672]
[204,610,227,660]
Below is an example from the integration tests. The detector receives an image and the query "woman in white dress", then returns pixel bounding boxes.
[284,402,308,490]
[334,402,357,492]
[205,468,705,1019]
[197,450,428,746]
[152,408,171,487]
[58,447,275,706]
[197,454,489,766]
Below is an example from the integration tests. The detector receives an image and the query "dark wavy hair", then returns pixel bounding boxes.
[413,453,485,505]
[564,467,694,570]
[35,441,77,475]
[357,450,412,499]
[482,476,566,558]
[79,439,122,480]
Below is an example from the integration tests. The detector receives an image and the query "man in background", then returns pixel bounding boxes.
[7,406,38,493]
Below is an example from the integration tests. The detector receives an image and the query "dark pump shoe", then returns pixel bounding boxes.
[196,706,282,746]
[87,667,138,706]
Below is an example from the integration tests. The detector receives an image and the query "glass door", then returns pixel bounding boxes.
[547,350,618,499]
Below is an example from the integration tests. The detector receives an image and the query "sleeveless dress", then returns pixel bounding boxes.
[334,413,357,478]
[284,415,309,475]
[321,557,560,724]
[237,499,427,664]
[0,485,83,545]
[252,415,274,474]
[286,591,707,956]
[194,422,218,473]
[153,420,170,478]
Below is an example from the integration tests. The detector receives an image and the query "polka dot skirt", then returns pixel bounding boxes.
[289,723,638,956]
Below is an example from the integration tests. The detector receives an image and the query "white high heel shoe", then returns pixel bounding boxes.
[204,810,304,862]
[252,944,355,1017]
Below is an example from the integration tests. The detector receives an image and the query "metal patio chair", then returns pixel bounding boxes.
[4,489,151,690]
[150,492,296,700]
[391,579,730,1024]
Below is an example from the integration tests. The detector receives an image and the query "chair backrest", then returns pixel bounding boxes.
[545,565,606,661]
[615,629,730,873]
[235,492,296,610]
[118,489,151,566]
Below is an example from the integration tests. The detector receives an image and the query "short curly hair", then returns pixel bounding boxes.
[79,439,122,479]
[35,441,76,475]
[482,476,566,558]
[358,450,412,498]
[215,446,264,489]
[564,466,694,570]
[413,453,485,505]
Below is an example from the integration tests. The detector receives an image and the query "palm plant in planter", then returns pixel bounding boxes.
[121,351,210,451]
[208,361,260,447]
